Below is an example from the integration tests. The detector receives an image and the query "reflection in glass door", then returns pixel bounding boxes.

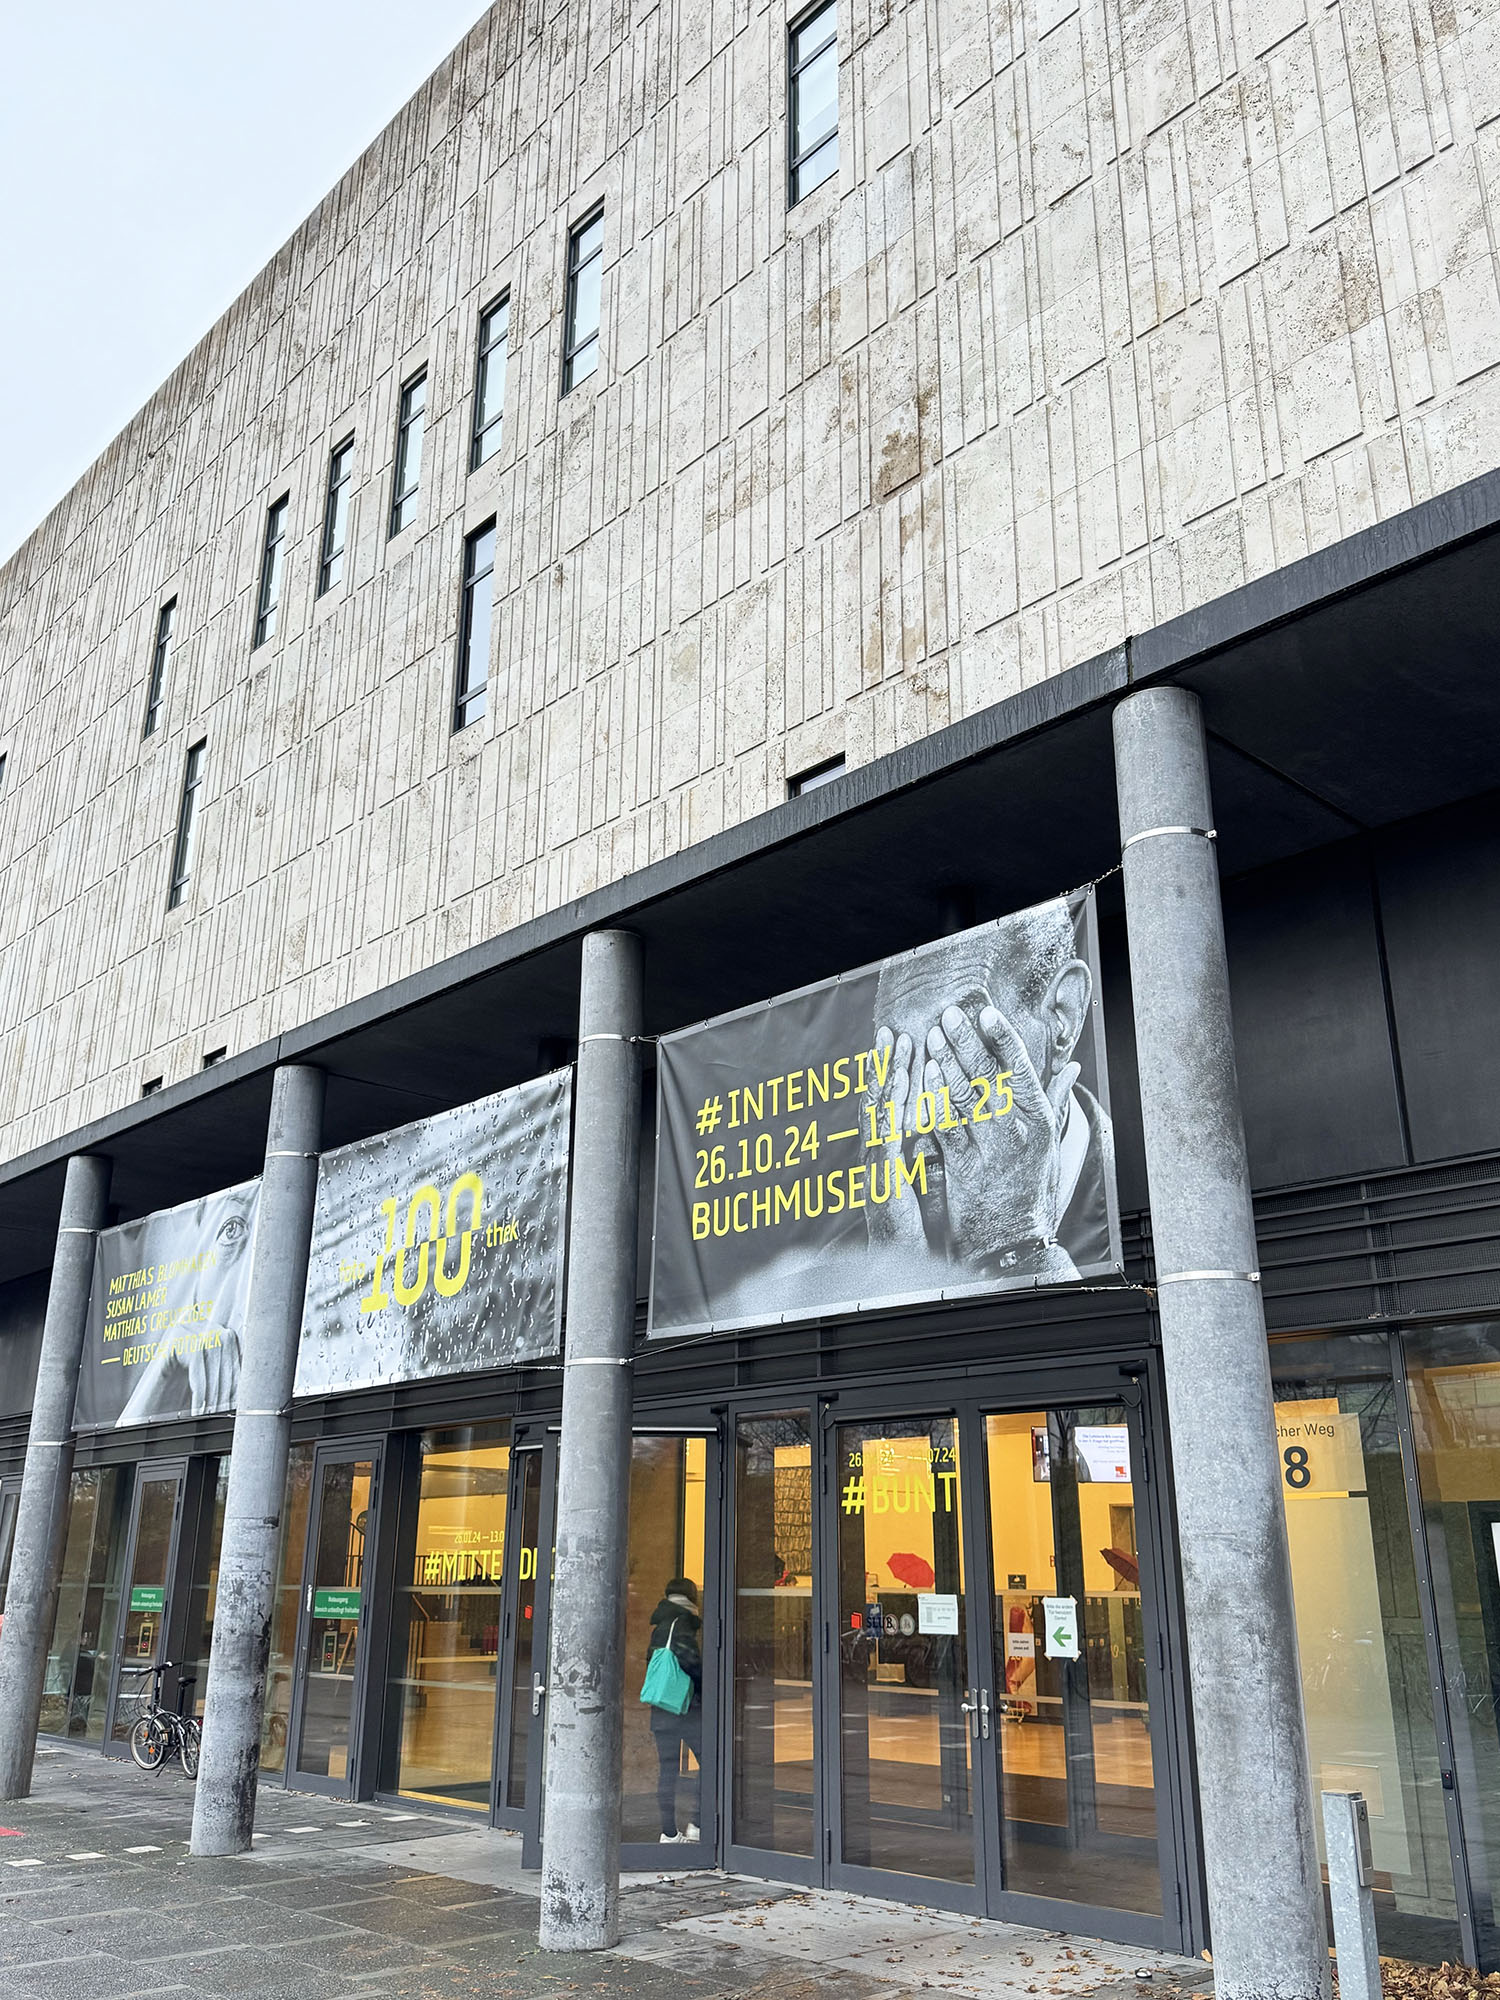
[108,1463,185,1747]
[292,1448,379,1789]
[834,1415,978,1891]
[502,1447,548,1825]
[982,1409,1161,1918]
[393,1425,509,1809]
[733,1412,815,1861]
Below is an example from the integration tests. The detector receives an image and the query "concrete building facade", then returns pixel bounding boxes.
[2,0,1500,1987]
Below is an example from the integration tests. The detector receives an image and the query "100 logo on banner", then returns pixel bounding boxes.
[359,1175,487,1314]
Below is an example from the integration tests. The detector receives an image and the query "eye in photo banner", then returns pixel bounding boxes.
[74,1182,261,1429]
[295,1068,572,1396]
[649,890,1121,1338]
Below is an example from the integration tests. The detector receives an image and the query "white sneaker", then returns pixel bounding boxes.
[683,1823,701,1841]
[659,1831,688,1844]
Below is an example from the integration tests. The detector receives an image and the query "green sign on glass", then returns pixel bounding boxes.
[313,1587,361,1621]
[129,1585,166,1613]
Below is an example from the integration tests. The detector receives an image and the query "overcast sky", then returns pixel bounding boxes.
[0,0,492,566]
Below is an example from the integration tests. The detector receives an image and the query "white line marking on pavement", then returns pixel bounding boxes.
[66,1852,104,1860]
[286,1826,319,1834]
[379,1813,420,1821]
[6,1858,42,1867]
[125,1845,162,1853]
[336,1820,369,1827]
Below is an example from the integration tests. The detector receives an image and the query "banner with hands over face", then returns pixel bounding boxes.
[650,890,1121,1338]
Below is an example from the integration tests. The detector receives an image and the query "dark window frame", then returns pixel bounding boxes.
[318,436,355,595]
[562,210,604,395]
[143,598,176,737]
[788,754,846,797]
[168,738,207,910]
[471,296,511,469]
[788,0,839,206]
[253,497,289,649]
[454,518,498,732]
[389,371,428,537]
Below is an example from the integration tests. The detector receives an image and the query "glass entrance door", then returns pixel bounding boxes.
[105,1461,186,1750]
[810,1393,1174,1937]
[289,1445,381,1794]
[980,1407,1162,1925]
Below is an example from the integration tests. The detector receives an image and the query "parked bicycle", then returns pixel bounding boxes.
[124,1662,201,1778]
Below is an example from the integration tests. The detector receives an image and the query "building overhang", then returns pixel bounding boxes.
[4,469,1500,1282]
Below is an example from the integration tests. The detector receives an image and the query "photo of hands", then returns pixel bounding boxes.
[650,890,1121,1338]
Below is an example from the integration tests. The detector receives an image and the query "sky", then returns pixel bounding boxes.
[0,0,493,566]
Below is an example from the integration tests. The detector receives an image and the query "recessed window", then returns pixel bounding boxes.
[789,2,839,204]
[203,1046,227,1067]
[789,754,845,797]
[143,598,176,736]
[390,372,427,535]
[141,1077,164,1097]
[471,297,510,469]
[0,751,7,793]
[455,520,497,731]
[168,739,207,909]
[254,498,288,648]
[563,212,604,393]
[319,437,354,594]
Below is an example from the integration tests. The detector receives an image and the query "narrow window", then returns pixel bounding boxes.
[789,754,845,797]
[0,752,7,793]
[563,213,604,393]
[471,297,510,468]
[143,598,176,736]
[390,372,427,535]
[141,1077,164,1096]
[168,739,206,908]
[454,520,497,730]
[319,438,354,594]
[789,2,839,204]
[254,497,288,647]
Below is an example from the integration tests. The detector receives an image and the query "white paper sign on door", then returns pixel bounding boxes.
[917,1593,959,1635]
[1043,1595,1079,1660]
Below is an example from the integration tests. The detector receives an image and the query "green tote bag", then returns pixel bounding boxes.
[640,1619,693,1715]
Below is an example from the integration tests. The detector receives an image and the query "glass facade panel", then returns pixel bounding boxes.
[395,1423,509,1810]
[1405,1322,1500,1969]
[624,1435,708,1843]
[294,1455,375,1780]
[261,1442,314,1773]
[1273,1336,1462,1965]
[835,1415,973,1883]
[0,1484,19,1613]
[733,1411,814,1855]
[111,1469,183,1742]
[42,1465,131,1740]
[984,1409,1161,1916]
[179,1459,229,1721]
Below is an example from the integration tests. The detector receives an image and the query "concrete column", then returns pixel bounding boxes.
[1113,686,1329,2000]
[539,930,644,1952]
[190,1064,324,1857]
[0,1154,112,1800]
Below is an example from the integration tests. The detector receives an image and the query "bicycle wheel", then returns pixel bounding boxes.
[180,1718,202,1779]
[129,1715,168,1772]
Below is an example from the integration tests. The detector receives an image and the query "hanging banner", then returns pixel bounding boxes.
[295,1069,571,1396]
[74,1181,261,1429]
[649,890,1120,1338]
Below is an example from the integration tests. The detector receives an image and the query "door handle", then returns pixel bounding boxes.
[980,1687,991,1740]
[531,1672,546,1717]
[305,1584,312,1615]
[960,1689,980,1738]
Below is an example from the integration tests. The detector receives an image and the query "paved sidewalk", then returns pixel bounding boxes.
[0,1742,1213,2000]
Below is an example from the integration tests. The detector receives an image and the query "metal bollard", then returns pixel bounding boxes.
[1322,1790,1382,2000]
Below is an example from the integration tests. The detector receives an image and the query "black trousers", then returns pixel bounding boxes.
[652,1704,702,1835]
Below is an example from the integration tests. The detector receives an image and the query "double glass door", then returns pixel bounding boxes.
[733,1386,1178,1947]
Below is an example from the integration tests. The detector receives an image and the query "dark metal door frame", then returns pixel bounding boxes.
[716,1354,1196,1954]
[285,1436,386,1800]
[102,1457,187,1757]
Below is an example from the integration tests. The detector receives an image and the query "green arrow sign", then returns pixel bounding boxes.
[313,1587,361,1620]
